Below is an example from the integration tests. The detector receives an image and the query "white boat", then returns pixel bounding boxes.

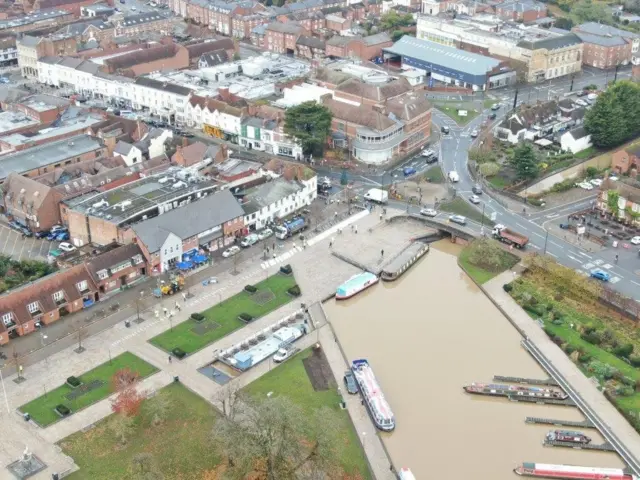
[336,272,378,300]
[351,359,395,431]
[398,467,416,480]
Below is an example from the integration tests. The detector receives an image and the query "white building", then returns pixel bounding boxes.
[240,116,303,160]
[113,141,143,166]
[560,126,592,154]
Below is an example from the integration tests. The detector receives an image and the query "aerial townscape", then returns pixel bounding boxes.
[1,0,640,477]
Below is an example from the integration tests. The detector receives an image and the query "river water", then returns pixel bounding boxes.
[324,241,625,479]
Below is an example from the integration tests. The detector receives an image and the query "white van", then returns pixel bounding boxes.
[240,234,259,248]
[448,171,460,182]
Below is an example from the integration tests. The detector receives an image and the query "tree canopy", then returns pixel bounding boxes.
[585,81,640,149]
[283,102,332,156]
[379,11,414,31]
[211,395,342,480]
[511,143,539,180]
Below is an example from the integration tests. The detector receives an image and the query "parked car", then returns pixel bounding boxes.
[58,242,76,252]
[575,99,588,107]
[470,129,478,138]
[343,371,358,394]
[56,232,70,241]
[258,228,273,240]
[35,231,49,239]
[609,175,619,182]
[578,181,593,190]
[590,178,603,186]
[472,184,483,195]
[449,215,467,225]
[559,223,570,230]
[631,236,640,245]
[420,208,438,217]
[425,154,438,164]
[469,195,481,204]
[273,347,293,363]
[240,234,259,248]
[46,232,58,241]
[222,246,241,258]
[491,103,501,111]
[21,228,33,237]
[50,225,67,234]
[576,90,588,97]
[590,269,610,282]
[421,148,435,158]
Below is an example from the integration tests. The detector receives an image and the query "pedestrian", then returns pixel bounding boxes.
[170,310,175,318]
[182,292,187,302]
[329,237,334,248]
[154,310,159,319]
[168,355,172,364]
[615,254,619,263]
[272,242,275,250]
[350,224,354,231]
[334,211,338,219]
[163,307,168,317]
[273,253,276,259]
[175,301,181,311]
[379,213,383,221]
[354,225,358,234]
[292,242,296,249]
[381,249,384,257]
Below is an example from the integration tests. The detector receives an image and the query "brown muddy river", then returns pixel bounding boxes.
[324,241,624,479]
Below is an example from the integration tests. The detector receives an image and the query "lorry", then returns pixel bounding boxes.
[275,217,307,240]
[492,224,529,248]
[364,188,389,204]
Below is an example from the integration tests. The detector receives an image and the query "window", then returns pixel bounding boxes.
[2,312,13,326]
[52,290,65,302]
[110,262,131,274]
[132,254,143,264]
[27,301,40,314]
[97,270,108,280]
[77,280,88,292]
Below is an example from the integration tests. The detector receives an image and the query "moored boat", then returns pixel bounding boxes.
[546,429,591,445]
[351,359,395,431]
[514,462,636,479]
[463,383,568,400]
[336,272,379,300]
[397,467,416,480]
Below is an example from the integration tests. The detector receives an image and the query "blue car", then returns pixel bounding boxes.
[55,232,70,241]
[403,166,416,176]
[590,269,610,282]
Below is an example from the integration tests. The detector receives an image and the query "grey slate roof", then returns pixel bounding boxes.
[574,31,626,47]
[575,22,639,40]
[19,36,40,47]
[114,140,134,155]
[569,126,589,140]
[131,189,244,252]
[135,77,192,96]
[517,33,582,50]
[363,32,391,46]
[384,36,500,76]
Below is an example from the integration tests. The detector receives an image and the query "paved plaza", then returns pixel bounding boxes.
[0,208,417,480]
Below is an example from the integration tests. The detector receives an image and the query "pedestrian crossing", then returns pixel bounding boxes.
[260,246,304,270]
[581,259,621,284]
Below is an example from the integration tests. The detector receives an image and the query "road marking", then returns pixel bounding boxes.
[531,231,545,239]
[515,223,527,230]
[529,244,540,250]
[548,252,558,258]
[610,277,621,284]
[583,262,594,269]
[545,213,559,219]
[549,241,562,248]
[631,281,640,287]
[567,255,580,262]
[602,263,613,269]
[578,251,592,259]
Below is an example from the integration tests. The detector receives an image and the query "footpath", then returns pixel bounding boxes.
[483,272,640,472]
[0,208,398,480]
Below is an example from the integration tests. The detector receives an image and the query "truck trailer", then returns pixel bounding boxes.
[364,188,389,204]
[492,224,529,248]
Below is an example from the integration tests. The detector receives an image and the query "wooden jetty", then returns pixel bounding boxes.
[380,242,429,281]
[508,396,575,407]
[494,375,558,386]
[526,417,595,429]
[544,439,616,452]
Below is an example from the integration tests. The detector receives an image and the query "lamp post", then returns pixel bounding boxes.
[0,366,9,413]
[480,202,486,231]
[543,230,549,255]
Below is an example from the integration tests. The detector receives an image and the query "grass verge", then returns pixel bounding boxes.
[149,273,298,354]
[433,103,479,125]
[424,164,445,183]
[245,347,371,479]
[19,352,157,427]
[60,383,220,479]
[439,197,495,226]
[458,239,519,284]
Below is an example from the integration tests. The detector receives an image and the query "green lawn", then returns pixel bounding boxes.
[458,239,519,285]
[439,197,495,226]
[459,248,497,284]
[424,164,445,183]
[245,348,371,479]
[149,273,298,354]
[60,383,220,479]
[434,103,479,125]
[487,174,510,189]
[19,352,157,427]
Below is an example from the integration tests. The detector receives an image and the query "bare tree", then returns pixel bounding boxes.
[74,318,86,354]
[232,251,242,275]
[210,395,342,480]
[110,413,135,445]
[131,452,164,480]
[12,347,23,380]
[147,393,171,427]
[213,382,243,418]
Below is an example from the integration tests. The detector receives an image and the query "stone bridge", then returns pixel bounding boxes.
[388,214,477,243]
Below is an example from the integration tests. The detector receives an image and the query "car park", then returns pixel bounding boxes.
[222,246,241,258]
[56,232,70,241]
[469,195,481,204]
[258,228,273,240]
[343,371,358,394]
[590,269,610,282]
[240,234,259,248]
[449,215,467,225]
[420,208,438,217]
[58,242,76,252]
[631,236,640,245]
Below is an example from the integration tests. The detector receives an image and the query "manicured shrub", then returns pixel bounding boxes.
[629,354,640,368]
[244,285,258,293]
[238,313,253,323]
[502,283,513,293]
[581,331,602,345]
[563,344,576,355]
[172,348,186,359]
[615,386,634,397]
[66,376,81,388]
[613,343,634,359]
[287,285,301,297]
[578,352,592,363]
[55,404,71,416]
[190,313,205,322]
[280,264,293,275]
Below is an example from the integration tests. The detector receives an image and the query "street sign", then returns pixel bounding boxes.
[490,212,497,221]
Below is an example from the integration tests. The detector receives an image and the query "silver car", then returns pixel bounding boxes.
[469,195,481,204]
[449,215,467,225]
[420,208,438,217]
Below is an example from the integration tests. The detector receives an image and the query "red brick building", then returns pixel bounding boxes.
[102,43,189,77]
[573,23,638,69]
[85,243,146,295]
[611,146,640,175]
[494,0,547,22]
[326,32,392,61]
[265,22,309,54]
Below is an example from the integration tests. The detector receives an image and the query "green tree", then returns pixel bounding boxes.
[554,17,574,29]
[380,11,414,31]
[511,143,539,180]
[283,101,332,156]
[392,30,404,42]
[571,0,612,23]
[607,190,620,218]
[479,162,500,177]
[585,81,640,148]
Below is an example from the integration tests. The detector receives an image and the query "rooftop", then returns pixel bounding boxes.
[241,178,304,214]
[0,9,69,30]
[0,111,39,135]
[0,134,103,181]
[384,36,501,76]
[131,189,244,252]
[118,12,169,27]
[0,113,104,149]
[64,166,219,225]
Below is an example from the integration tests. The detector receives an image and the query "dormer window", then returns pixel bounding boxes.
[132,254,144,265]
[97,269,108,280]
[1,312,14,327]
[52,290,66,305]
[77,280,89,293]
[27,301,42,316]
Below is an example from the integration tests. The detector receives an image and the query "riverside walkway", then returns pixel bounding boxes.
[0,208,403,480]
[483,272,640,475]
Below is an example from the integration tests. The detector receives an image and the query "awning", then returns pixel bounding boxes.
[193,254,208,263]
[183,248,198,260]
[176,261,194,270]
